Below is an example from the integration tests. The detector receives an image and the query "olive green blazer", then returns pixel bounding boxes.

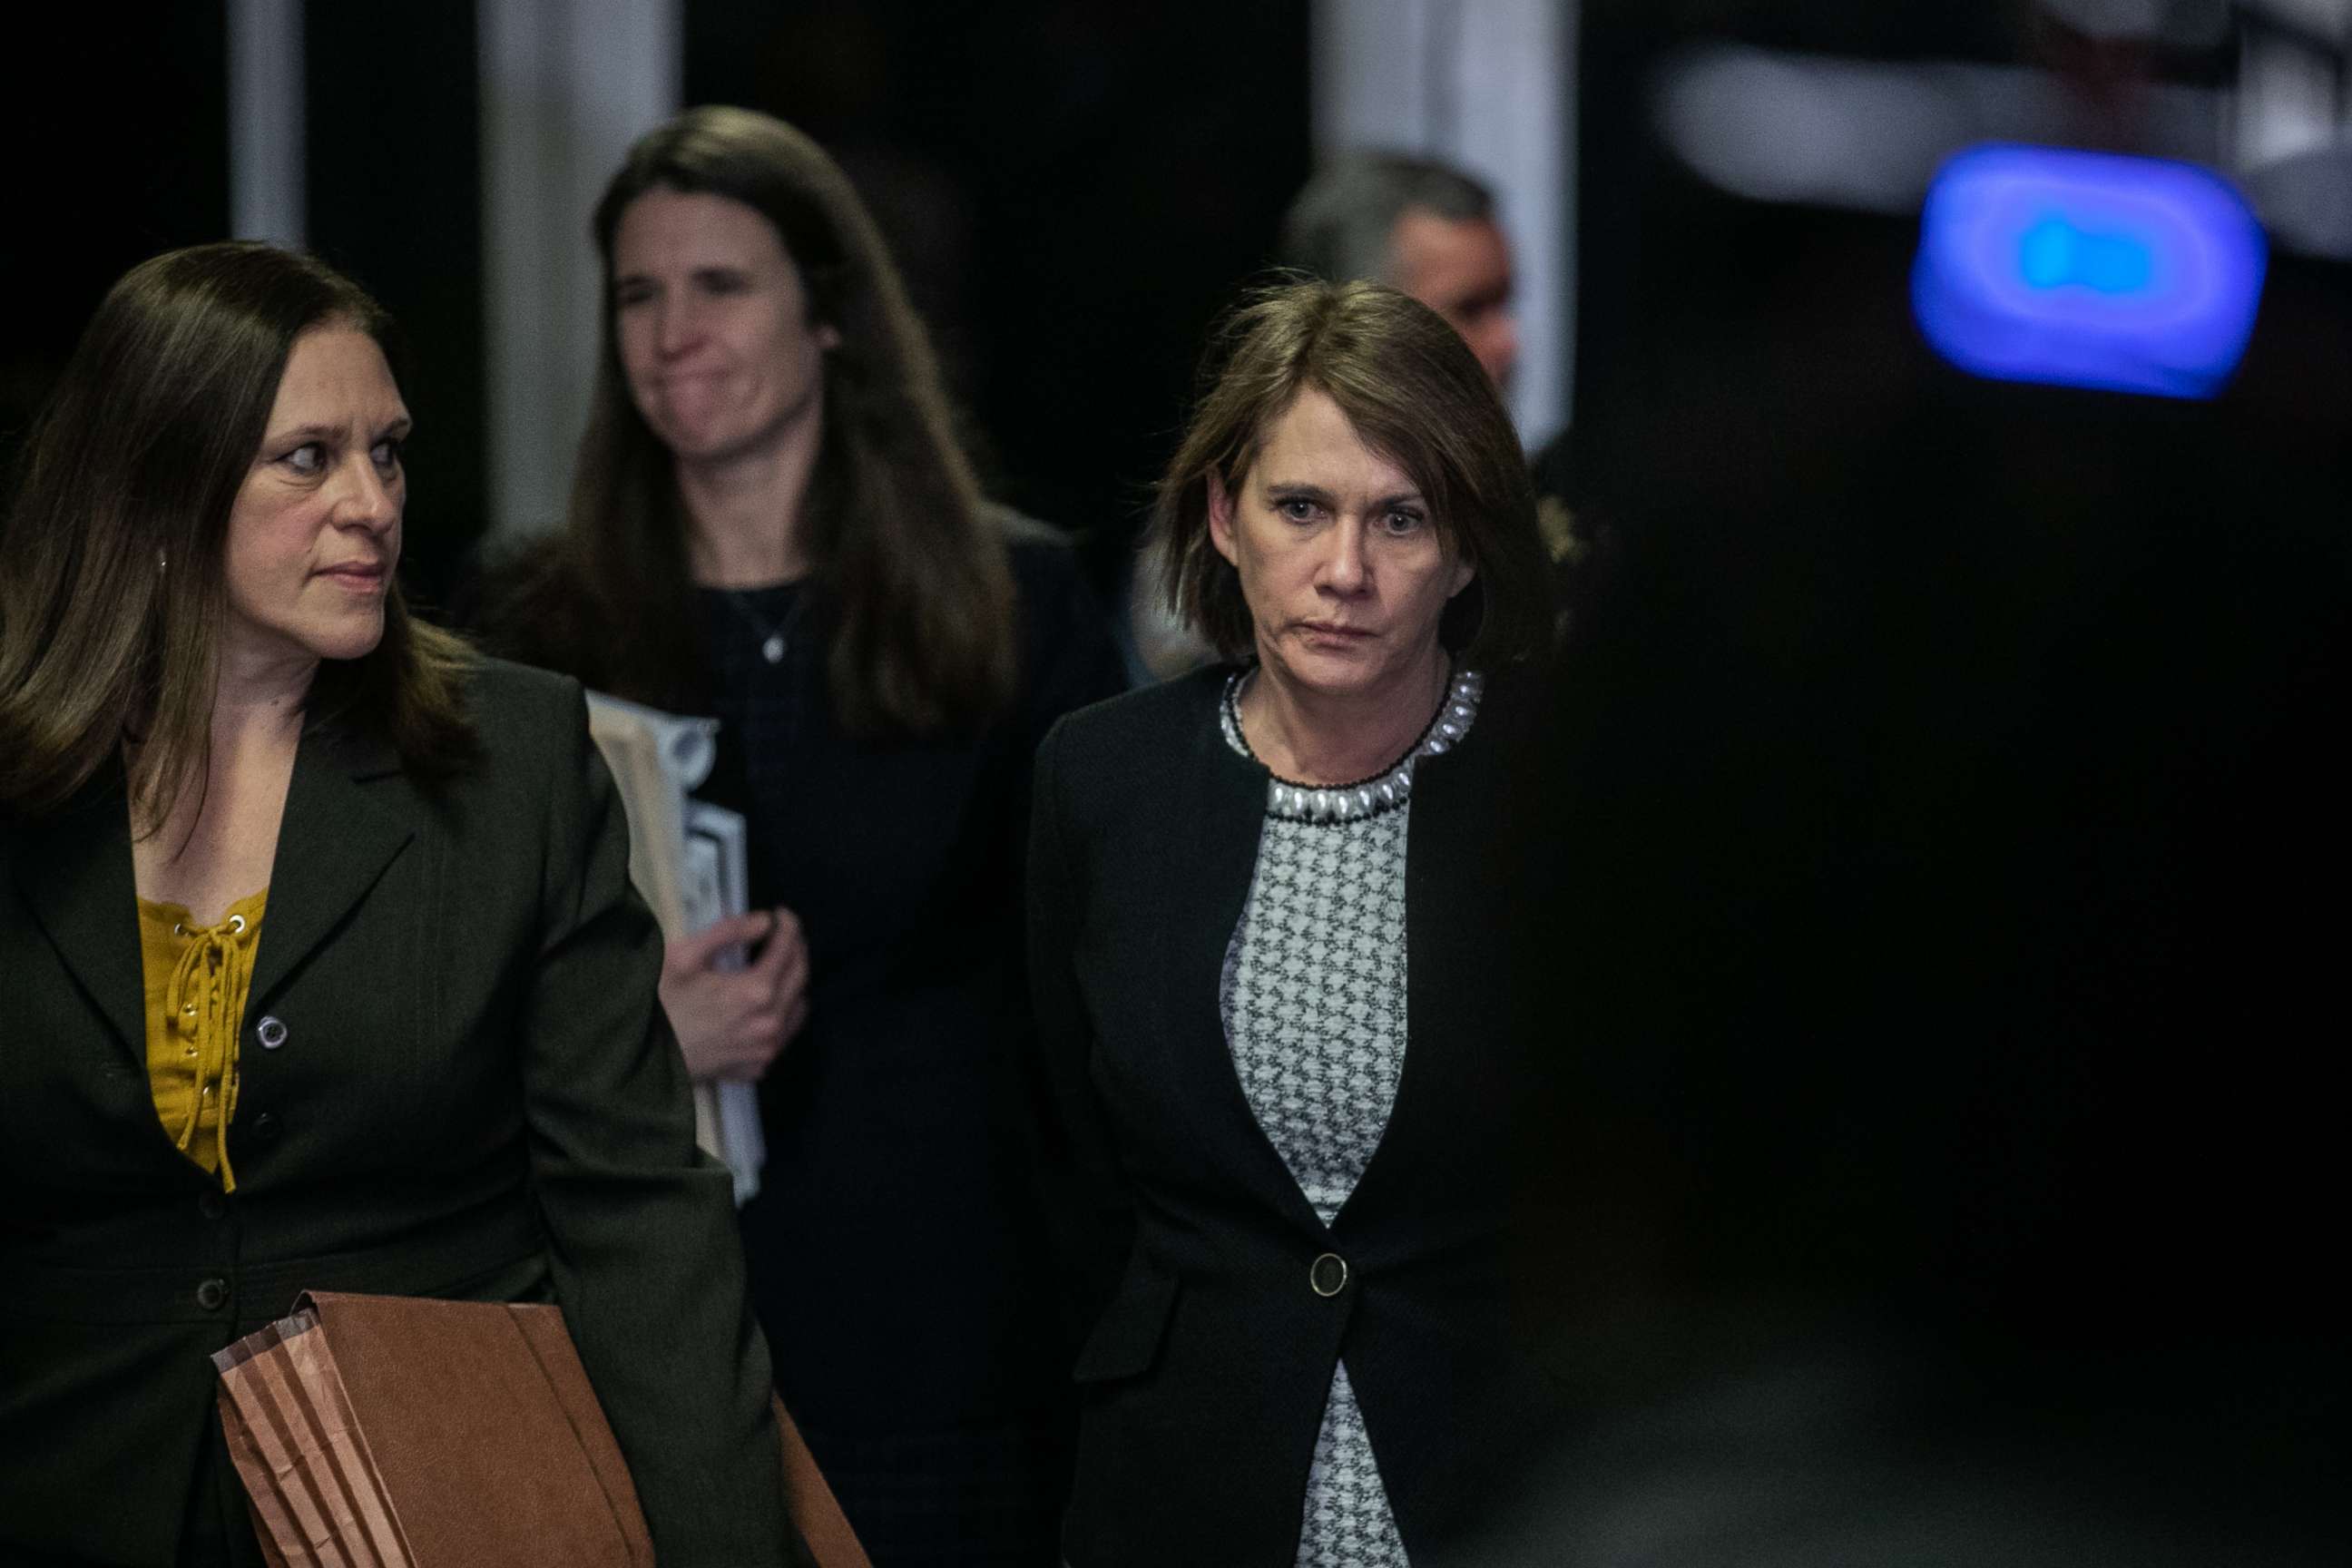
[0,659,794,1566]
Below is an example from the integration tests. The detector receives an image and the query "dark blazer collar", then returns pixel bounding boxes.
[13,760,146,1063]
[1342,663,1553,1238]
[247,715,415,1006]
[1151,671,1334,1236]
[1339,711,1505,1234]
[9,715,416,1058]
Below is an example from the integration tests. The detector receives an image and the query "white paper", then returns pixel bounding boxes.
[586,692,766,1206]
[686,800,765,1206]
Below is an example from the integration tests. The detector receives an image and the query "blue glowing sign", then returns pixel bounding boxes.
[1911,144,2267,399]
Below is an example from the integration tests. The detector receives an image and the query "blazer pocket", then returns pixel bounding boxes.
[1072,1264,1178,1384]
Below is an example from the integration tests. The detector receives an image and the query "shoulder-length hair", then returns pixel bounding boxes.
[0,242,473,828]
[1149,279,1553,666]
[543,104,1013,738]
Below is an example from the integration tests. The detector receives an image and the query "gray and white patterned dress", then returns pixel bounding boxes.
[1218,667,1484,1568]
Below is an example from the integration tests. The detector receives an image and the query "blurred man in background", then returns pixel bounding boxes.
[1277,151,1519,390]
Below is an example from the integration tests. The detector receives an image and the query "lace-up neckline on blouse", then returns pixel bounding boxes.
[136,889,268,1190]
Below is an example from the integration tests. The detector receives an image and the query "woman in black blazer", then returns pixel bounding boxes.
[0,245,795,1566]
[1027,281,1564,1566]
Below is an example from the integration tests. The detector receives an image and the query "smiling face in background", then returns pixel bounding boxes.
[611,186,838,467]
[1210,385,1474,710]
[222,323,409,672]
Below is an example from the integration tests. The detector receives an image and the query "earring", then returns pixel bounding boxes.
[156,549,167,573]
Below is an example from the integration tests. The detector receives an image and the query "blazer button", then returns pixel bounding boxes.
[1309,1252,1349,1298]
[251,1112,282,1143]
[196,1278,229,1311]
[255,1015,289,1051]
[197,1191,227,1220]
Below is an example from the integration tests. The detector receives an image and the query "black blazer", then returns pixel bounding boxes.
[0,660,793,1567]
[1027,666,1564,1568]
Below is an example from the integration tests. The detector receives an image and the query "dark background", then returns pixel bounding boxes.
[3,12,231,464]
[0,2,1311,605]
[5,4,2345,1556]
[1521,5,2347,1558]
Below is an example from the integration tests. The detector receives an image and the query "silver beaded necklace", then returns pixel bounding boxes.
[1220,663,1484,823]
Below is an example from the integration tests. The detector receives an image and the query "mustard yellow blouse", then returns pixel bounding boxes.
[137,889,267,1191]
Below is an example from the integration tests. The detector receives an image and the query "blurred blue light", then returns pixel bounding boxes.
[2016,218,2154,293]
[1912,144,2267,399]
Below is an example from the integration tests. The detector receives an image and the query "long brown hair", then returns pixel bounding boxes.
[514,105,1014,738]
[1151,279,1554,666]
[0,243,474,828]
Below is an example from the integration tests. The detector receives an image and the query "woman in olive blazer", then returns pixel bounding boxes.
[0,663,791,1566]
[0,245,793,1566]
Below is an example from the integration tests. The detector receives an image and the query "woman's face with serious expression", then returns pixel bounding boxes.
[1210,386,1474,708]
[221,323,408,672]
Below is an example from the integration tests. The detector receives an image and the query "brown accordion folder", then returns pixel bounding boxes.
[212,1291,870,1568]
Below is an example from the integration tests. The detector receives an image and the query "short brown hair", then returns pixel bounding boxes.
[1149,279,1552,665]
[0,243,473,826]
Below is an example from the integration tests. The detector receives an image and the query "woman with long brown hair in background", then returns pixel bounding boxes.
[473,107,1124,1564]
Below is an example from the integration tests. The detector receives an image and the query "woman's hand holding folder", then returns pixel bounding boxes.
[660,906,810,1082]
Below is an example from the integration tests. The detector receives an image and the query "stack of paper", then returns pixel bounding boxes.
[585,691,766,1205]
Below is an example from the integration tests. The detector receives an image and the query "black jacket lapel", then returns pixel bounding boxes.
[1154,681,1332,1237]
[1171,695,1326,1222]
[248,720,415,1008]
[12,764,146,1065]
[1341,667,1543,1236]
